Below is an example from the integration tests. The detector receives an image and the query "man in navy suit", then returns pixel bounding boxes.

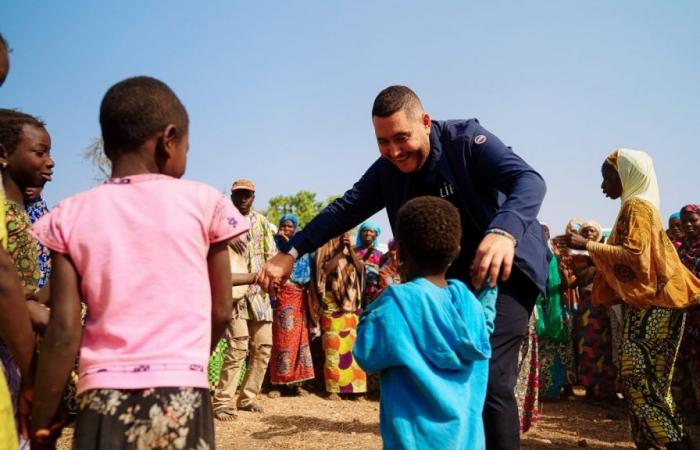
[259,85,549,450]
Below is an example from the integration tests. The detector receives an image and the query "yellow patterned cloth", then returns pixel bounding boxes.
[320,292,366,394]
[588,198,700,310]
[620,305,685,447]
[4,200,40,291]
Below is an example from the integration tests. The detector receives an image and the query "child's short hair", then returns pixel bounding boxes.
[99,76,188,157]
[0,108,46,153]
[395,196,462,274]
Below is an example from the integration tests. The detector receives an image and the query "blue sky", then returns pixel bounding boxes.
[2,1,699,241]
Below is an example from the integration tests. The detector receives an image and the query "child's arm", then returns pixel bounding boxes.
[232,272,257,286]
[209,241,233,351]
[353,295,402,373]
[31,253,82,441]
[476,285,498,335]
[0,249,34,381]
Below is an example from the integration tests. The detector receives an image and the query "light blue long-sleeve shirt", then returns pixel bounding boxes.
[354,278,497,450]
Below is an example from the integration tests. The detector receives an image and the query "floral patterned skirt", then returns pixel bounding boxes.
[73,387,214,450]
[516,316,540,433]
[270,283,315,385]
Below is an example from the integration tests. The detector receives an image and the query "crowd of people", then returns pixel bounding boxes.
[2,30,700,450]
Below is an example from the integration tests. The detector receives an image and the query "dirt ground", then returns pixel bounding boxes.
[56,392,642,449]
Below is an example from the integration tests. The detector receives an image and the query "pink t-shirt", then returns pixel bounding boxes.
[30,174,249,394]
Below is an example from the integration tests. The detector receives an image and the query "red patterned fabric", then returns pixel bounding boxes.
[270,283,315,385]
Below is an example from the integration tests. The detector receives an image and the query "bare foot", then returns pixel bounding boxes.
[354,395,367,402]
[238,402,264,413]
[295,386,310,397]
[214,407,238,422]
[327,393,341,401]
[268,390,281,399]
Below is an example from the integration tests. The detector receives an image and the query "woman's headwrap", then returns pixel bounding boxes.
[581,220,603,242]
[356,220,381,249]
[670,212,681,221]
[681,205,700,216]
[606,149,660,210]
[279,213,299,230]
[565,218,585,235]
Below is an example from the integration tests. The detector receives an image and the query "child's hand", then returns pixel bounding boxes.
[229,237,247,255]
[29,401,70,450]
[30,429,59,450]
[27,300,50,330]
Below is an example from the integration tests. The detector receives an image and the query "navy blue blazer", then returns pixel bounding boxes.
[289,119,550,292]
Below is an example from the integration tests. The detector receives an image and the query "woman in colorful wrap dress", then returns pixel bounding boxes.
[674,205,700,422]
[310,233,366,399]
[355,221,384,305]
[571,220,617,400]
[269,214,315,395]
[538,223,577,401]
[560,149,700,449]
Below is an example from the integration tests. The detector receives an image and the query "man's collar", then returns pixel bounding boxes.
[418,125,442,184]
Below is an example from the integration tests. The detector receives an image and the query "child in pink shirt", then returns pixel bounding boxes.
[29,76,249,450]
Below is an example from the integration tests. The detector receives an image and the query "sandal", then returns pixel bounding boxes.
[214,407,238,422]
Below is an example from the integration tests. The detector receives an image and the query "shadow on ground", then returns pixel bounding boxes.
[252,414,380,440]
[522,399,634,449]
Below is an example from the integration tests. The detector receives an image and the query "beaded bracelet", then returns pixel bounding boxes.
[485,228,518,247]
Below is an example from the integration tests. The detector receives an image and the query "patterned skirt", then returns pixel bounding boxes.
[516,316,540,433]
[672,305,700,415]
[621,306,685,447]
[320,293,366,394]
[270,283,315,385]
[572,289,617,399]
[73,387,214,450]
[538,312,576,401]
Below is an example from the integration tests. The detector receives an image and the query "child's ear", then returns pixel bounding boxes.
[155,124,178,172]
[0,143,8,168]
[161,124,178,158]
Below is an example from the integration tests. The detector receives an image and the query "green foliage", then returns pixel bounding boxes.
[265,190,337,229]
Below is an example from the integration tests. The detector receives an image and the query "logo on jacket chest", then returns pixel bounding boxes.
[439,181,455,199]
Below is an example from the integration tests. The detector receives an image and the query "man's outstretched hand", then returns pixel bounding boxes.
[472,233,516,288]
[256,252,296,296]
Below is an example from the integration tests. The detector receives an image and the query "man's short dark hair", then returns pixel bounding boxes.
[0,109,46,153]
[99,76,189,157]
[395,196,462,274]
[371,85,424,118]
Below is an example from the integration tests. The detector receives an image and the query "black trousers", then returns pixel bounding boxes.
[482,268,538,450]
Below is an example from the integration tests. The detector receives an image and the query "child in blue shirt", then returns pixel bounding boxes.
[354,196,497,450]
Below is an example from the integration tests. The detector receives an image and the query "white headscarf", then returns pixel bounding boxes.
[608,148,660,210]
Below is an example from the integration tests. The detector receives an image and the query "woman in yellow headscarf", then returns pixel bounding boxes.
[560,149,700,449]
